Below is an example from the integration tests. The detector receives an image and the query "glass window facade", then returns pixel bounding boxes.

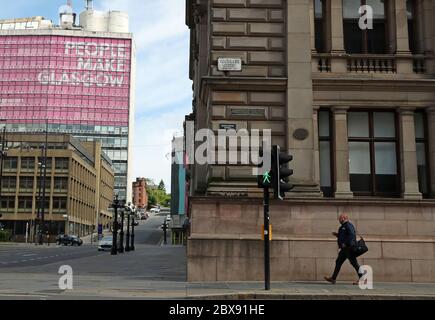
[0,34,132,200]
[348,111,399,196]
[318,110,333,197]
[414,112,430,197]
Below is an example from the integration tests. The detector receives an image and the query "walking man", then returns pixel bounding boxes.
[325,214,363,284]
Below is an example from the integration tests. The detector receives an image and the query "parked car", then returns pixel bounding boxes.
[133,220,139,226]
[98,236,113,251]
[58,235,83,246]
[140,212,149,220]
[56,234,68,245]
[166,215,172,222]
[150,207,161,214]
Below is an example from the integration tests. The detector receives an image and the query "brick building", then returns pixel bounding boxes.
[185,0,435,282]
[132,178,148,209]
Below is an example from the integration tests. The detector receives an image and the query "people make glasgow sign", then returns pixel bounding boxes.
[38,41,129,87]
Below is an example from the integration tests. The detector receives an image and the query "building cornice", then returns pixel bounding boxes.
[313,77,435,91]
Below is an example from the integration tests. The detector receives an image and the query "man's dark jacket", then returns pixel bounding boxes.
[337,221,357,249]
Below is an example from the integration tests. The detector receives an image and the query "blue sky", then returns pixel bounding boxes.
[0,0,192,190]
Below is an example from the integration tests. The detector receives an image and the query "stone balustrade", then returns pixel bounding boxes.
[312,53,433,75]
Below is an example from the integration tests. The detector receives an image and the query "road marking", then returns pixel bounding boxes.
[22,254,36,257]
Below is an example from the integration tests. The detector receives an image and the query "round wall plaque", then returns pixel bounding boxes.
[293,128,309,141]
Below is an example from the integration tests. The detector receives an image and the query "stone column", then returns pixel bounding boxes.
[398,108,422,200]
[427,107,435,198]
[387,0,397,53]
[395,0,413,74]
[332,107,353,198]
[329,0,346,72]
[287,0,321,197]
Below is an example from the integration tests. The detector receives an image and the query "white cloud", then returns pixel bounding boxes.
[96,0,192,192]
[131,109,189,191]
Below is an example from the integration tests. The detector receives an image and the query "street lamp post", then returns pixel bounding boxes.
[111,196,119,256]
[162,220,168,245]
[119,205,125,253]
[63,214,68,235]
[131,206,135,251]
[0,125,6,235]
[0,125,7,204]
[125,204,131,252]
[38,125,48,246]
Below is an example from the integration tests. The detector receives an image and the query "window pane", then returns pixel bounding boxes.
[315,20,325,53]
[367,0,385,19]
[343,0,361,19]
[350,142,371,174]
[349,142,371,192]
[315,0,323,18]
[414,113,425,139]
[375,142,397,174]
[375,142,398,193]
[319,141,331,187]
[319,111,330,137]
[374,112,395,138]
[348,112,369,137]
[367,21,386,53]
[344,20,363,53]
[407,0,414,18]
[416,142,428,194]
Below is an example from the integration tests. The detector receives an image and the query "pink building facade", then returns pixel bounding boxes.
[0,30,135,200]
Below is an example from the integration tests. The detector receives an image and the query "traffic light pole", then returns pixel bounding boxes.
[263,187,270,291]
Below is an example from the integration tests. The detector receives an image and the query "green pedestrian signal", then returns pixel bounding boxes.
[262,172,271,184]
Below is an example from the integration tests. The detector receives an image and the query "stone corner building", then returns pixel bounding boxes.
[185,0,435,282]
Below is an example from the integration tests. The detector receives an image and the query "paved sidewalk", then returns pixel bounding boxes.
[0,272,434,300]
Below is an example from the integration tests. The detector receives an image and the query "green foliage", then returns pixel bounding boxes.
[158,179,166,192]
[0,230,12,242]
[146,179,170,209]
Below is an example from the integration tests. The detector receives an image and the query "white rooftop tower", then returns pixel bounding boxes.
[59,0,76,29]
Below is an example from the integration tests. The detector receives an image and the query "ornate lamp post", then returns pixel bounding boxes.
[0,125,7,205]
[118,203,125,253]
[131,205,136,251]
[111,196,119,256]
[125,203,131,252]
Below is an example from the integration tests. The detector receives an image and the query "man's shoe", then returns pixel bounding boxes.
[353,278,367,285]
[324,277,336,284]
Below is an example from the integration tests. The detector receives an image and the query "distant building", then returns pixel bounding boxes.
[0,0,135,202]
[132,178,148,209]
[170,136,188,245]
[0,133,114,242]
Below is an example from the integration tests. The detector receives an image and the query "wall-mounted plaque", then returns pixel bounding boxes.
[219,123,237,130]
[230,108,265,117]
[217,58,242,71]
[293,128,309,141]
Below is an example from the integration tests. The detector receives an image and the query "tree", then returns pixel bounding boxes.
[158,179,166,192]
[146,188,157,209]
